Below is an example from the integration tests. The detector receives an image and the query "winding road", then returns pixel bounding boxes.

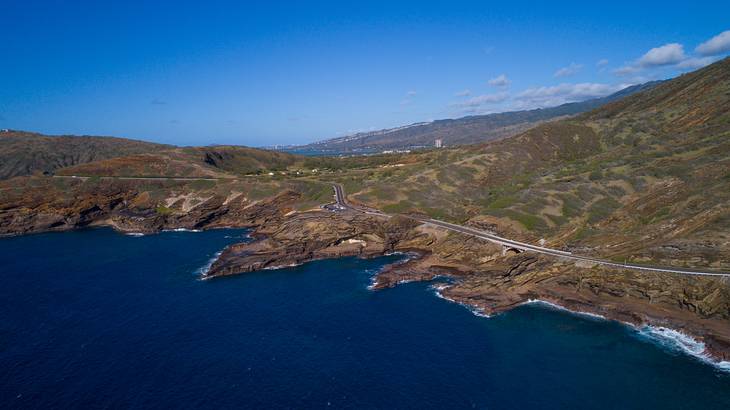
[332,184,730,278]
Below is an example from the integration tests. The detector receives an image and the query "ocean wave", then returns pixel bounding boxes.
[125,232,145,237]
[195,251,222,277]
[523,299,607,321]
[637,326,730,372]
[224,232,251,239]
[263,262,303,270]
[363,268,381,290]
[364,253,415,290]
[431,284,491,318]
[165,228,202,233]
[523,299,730,372]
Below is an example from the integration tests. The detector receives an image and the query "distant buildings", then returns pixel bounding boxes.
[434,138,443,148]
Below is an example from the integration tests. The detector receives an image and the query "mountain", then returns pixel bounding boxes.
[0,130,171,180]
[0,130,319,180]
[294,81,663,153]
[341,56,730,262]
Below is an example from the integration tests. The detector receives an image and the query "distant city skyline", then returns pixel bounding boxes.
[2,1,730,146]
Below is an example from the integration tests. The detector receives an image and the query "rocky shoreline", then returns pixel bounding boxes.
[194,204,730,366]
[2,187,729,367]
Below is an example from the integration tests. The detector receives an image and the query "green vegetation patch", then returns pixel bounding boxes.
[558,193,584,218]
[587,197,621,224]
[155,205,173,215]
[638,205,672,225]
[488,195,517,210]
[572,225,596,241]
[491,209,547,231]
[382,200,414,214]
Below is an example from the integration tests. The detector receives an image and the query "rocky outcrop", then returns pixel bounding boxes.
[202,208,730,362]
[205,213,428,277]
[0,179,303,236]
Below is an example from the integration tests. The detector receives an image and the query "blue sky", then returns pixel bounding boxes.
[2,1,730,146]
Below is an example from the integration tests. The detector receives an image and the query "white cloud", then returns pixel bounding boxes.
[696,30,730,56]
[676,56,720,70]
[596,59,609,67]
[515,82,626,108]
[615,43,686,75]
[637,43,686,67]
[455,89,471,97]
[613,64,641,76]
[406,90,417,97]
[453,92,509,108]
[487,74,511,87]
[554,62,583,78]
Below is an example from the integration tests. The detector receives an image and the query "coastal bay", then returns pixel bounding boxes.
[1,228,729,408]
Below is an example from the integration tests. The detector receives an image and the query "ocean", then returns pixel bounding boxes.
[1,228,729,409]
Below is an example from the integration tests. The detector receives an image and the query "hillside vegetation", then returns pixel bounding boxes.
[335,57,730,270]
[2,58,728,271]
[0,131,171,179]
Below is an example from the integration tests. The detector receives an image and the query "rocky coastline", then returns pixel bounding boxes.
[2,187,729,367]
[196,205,730,366]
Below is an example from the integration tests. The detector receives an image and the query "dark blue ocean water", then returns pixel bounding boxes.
[1,228,729,409]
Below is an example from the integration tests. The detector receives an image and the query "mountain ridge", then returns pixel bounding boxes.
[292,80,663,153]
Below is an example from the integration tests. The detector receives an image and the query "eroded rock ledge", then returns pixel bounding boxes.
[0,185,303,236]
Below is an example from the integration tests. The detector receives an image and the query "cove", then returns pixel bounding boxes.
[1,228,729,409]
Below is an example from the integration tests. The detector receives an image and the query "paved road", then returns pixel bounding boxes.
[331,184,730,278]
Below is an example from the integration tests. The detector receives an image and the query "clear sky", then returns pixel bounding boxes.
[2,1,730,146]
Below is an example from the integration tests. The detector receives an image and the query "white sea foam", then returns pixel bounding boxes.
[263,262,303,270]
[523,299,607,321]
[637,326,730,372]
[431,284,491,318]
[125,232,145,237]
[363,268,381,290]
[165,228,202,233]
[224,232,251,239]
[196,251,222,277]
[365,253,417,290]
[522,299,730,372]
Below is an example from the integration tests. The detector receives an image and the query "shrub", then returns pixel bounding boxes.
[587,197,621,224]
[156,205,173,215]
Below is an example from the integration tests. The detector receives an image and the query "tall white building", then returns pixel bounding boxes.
[434,138,443,148]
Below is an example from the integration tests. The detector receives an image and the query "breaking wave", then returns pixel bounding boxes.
[637,326,730,372]
[196,251,222,277]
[431,283,491,318]
[523,299,730,372]
[522,299,607,321]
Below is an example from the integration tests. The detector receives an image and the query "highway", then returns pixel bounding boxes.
[331,184,730,278]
